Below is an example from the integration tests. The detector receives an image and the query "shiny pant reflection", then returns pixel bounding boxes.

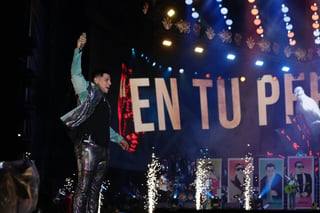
[73,137,107,213]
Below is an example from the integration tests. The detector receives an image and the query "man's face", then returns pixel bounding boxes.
[266,167,275,178]
[95,73,112,94]
[295,163,304,174]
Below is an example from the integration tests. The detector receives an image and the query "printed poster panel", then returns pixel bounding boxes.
[197,158,222,197]
[227,158,253,203]
[287,156,314,209]
[196,158,222,210]
[258,158,284,209]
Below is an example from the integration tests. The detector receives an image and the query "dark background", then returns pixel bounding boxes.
[10,0,320,211]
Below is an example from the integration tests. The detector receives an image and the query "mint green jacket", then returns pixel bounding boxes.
[60,48,124,145]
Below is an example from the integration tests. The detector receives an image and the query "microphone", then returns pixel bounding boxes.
[79,32,86,50]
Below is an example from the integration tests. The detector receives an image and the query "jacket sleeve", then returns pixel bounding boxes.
[70,48,89,103]
[110,127,124,145]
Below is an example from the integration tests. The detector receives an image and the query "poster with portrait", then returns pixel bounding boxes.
[258,158,284,209]
[227,158,253,203]
[287,156,314,209]
[197,158,222,198]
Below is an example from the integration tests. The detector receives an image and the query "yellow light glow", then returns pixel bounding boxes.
[194,46,204,53]
[162,39,172,46]
[167,9,175,17]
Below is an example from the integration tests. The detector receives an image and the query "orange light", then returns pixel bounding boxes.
[253,18,261,26]
[312,22,319,29]
[251,8,259,16]
[310,4,318,12]
[287,31,294,38]
[256,27,264,34]
[248,0,255,3]
[289,39,296,46]
[312,13,319,21]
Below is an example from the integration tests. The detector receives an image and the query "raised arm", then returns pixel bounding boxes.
[70,33,89,103]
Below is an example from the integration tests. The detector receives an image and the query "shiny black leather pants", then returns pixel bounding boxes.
[73,139,107,213]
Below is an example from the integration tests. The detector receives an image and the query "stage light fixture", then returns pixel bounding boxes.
[240,76,246,82]
[255,60,264,66]
[226,53,235,60]
[179,68,184,74]
[281,66,290,72]
[162,39,172,46]
[167,9,175,17]
[194,46,204,53]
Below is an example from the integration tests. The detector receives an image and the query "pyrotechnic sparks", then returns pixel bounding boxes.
[243,153,254,210]
[195,158,207,210]
[145,151,161,213]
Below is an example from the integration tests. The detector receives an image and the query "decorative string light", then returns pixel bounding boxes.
[310,2,320,45]
[144,150,161,213]
[281,4,296,46]
[248,0,264,38]
[217,0,233,30]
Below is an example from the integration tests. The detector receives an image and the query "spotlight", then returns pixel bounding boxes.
[255,60,264,66]
[167,9,175,17]
[226,53,236,60]
[194,46,204,53]
[162,39,172,46]
[281,66,290,72]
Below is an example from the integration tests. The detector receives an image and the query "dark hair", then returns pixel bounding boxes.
[294,161,303,167]
[265,163,276,170]
[235,163,244,169]
[91,69,110,81]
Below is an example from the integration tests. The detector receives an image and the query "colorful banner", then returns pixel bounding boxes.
[258,158,284,209]
[287,156,314,209]
[227,158,253,204]
[196,158,222,209]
